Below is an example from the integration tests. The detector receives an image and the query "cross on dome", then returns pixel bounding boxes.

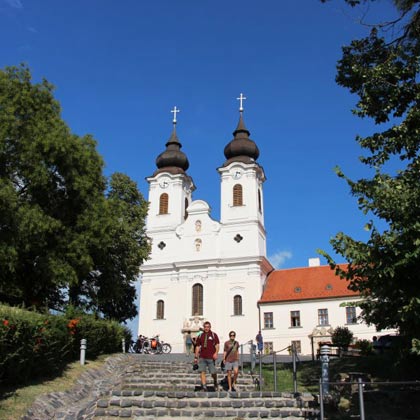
[236,93,247,112]
[171,106,180,124]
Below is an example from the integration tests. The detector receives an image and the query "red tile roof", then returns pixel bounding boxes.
[259,264,358,303]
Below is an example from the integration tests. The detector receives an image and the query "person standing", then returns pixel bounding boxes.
[256,330,263,353]
[223,331,239,392]
[194,321,220,391]
[185,331,193,356]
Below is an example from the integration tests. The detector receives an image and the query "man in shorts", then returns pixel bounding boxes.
[223,330,239,392]
[194,321,220,391]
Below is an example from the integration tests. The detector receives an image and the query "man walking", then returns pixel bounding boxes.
[223,330,239,392]
[194,321,219,391]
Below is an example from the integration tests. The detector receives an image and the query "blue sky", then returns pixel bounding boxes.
[1,0,398,333]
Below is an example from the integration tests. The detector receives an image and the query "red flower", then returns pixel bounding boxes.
[67,318,80,335]
[2,320,9,327]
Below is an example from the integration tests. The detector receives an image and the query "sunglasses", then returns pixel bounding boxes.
[230,334,236,337]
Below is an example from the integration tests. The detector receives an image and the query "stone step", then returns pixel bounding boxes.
[122,377,255,385]
[94,390,317,419]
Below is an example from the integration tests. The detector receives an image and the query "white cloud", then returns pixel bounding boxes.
[4,0,23,8]
[269,250,292,269]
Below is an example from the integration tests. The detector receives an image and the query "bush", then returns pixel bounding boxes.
[0,304,131,386]
[332,326,354,349]
[354,339,373,356]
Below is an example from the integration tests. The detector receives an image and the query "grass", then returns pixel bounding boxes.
[0,354,111,420]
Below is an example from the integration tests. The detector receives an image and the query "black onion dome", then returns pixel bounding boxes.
[223,114,259,166]
[154,127,189,175]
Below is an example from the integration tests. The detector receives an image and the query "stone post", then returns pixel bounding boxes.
[80,339,87,366]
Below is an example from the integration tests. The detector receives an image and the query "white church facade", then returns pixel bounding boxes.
[138,101,273,353]
[138,99,394,354]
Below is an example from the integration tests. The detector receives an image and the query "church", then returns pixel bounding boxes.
[138,97,393,354]
[138,96,273,353]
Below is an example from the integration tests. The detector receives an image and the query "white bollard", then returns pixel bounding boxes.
[122,338,126,353]
[80,338,87,366]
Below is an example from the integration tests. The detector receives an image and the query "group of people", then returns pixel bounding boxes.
[186,321,240,392]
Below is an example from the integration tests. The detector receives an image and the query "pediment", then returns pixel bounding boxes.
[175,200,221,238]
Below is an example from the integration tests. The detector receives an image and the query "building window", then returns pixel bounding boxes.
[184,198,189,220]
[290,310,301,327]
[156,300,164,319]
[258,189,262,213]
[264,312,273,329]
[264,342,273,355]
[233,295,242,315]
[159,193,169,214]
[291,340,301,354]
[192,283,203,316]
[233,184,243,206]
[318,308,329,326]
[346,306,357,324]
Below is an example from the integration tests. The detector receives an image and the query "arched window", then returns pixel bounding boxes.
[159,193,169,214]
[258,189,262,213]
[156,300,164,319]
[233,295,242,315]
[233,184,243,206]
[184,198,189,220]
[192,283,203,316]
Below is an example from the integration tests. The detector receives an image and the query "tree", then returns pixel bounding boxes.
[0,65,150,321]
[319,1,420,348]
[332,326,354,350]
[72,173,150,322]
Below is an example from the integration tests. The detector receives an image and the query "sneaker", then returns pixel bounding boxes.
[201,385,208,392]
[231,387,236,392]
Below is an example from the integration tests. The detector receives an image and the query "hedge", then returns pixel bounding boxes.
[0,304,132,385]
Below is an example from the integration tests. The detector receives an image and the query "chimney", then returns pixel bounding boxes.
[308,257,320,267]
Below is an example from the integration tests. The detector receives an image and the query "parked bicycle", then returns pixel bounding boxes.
[130,334,171,354]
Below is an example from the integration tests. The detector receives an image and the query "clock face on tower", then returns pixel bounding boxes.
[159,180,169,189]
[233,171,242,180]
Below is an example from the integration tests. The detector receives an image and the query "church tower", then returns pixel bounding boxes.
[146,107,195,234]
[218,94,267,258]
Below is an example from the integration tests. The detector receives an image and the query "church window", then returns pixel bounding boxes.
[233,295,242,315]
[264,312,273,329]
[346,306,357,324]
[290,311,301,327]
[159,193,169,214]
[318,308,329,326]
[233,184,243,206]
[258,189,262,213]
[184,198,189,220]
[192,283,203,316]
[234,234,243,243]
[156,300,165,319]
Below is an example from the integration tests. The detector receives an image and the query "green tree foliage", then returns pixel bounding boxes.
[0,65,150,321]
[332,326,354,349]
[319,1,420,345]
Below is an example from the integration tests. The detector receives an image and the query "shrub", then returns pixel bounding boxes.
[332,326,354,349]
[0,304,131,386]
[354,339,373,356]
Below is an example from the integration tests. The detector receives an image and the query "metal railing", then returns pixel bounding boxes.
[239,343,300,392]
[318,379,420,420]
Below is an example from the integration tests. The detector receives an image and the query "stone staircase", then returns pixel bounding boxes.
[93,357,319,419]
